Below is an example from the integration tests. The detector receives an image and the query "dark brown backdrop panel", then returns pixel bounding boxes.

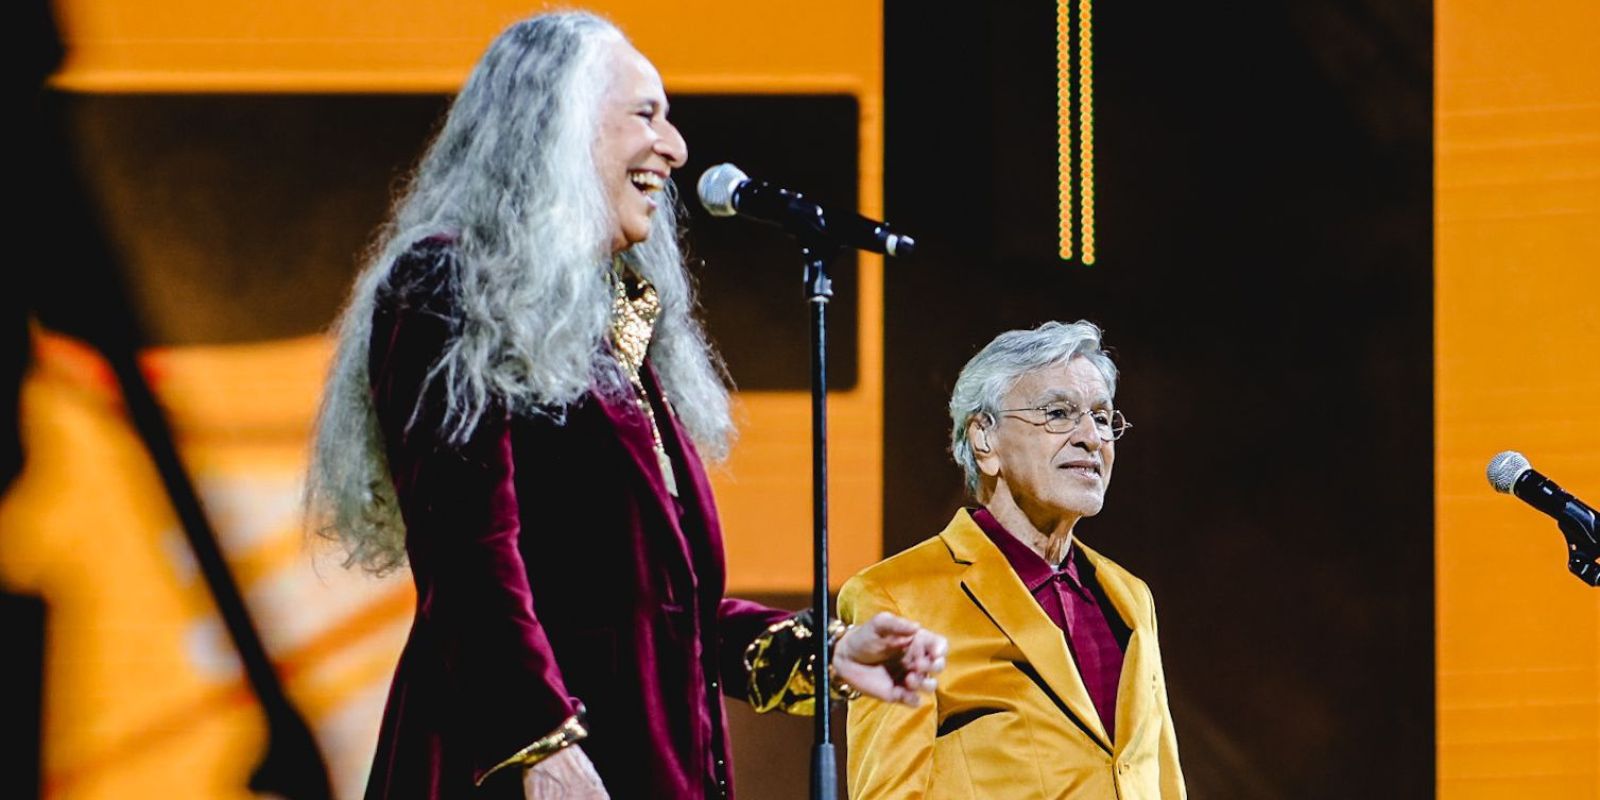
[48,93,858,391]
[883,1,1433,797]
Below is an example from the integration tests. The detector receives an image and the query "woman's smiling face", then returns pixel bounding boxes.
[593,41,688,253]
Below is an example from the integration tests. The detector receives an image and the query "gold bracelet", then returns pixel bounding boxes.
[827,622,864,701]
[474,706,589,786]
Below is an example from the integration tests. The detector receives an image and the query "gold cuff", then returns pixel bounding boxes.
[474,707,589,786]
[744,611,857,715]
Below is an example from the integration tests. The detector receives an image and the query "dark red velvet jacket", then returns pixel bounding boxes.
[362,241,790,799]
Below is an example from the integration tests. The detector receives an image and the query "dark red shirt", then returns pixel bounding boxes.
[971,507,1131,742]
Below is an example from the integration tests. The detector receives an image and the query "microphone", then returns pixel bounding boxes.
[1486,450,1600,585]
[696,163,915,257]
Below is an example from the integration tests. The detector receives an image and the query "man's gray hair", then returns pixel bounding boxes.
[948,321,1118,498]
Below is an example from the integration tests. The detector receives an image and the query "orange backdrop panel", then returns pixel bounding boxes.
[50,0,882,95]
[5,3,882,798]
[46,0,886,594]
[1436,1,1600,796]
[0,333,416,799]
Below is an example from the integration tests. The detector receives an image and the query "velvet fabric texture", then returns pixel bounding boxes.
[969,506,1130,742]
[839,510,1186,799]
[362,241,790,799]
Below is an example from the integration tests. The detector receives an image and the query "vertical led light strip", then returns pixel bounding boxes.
[1078,0,1095,264]
[1056,1,1074,261]
[1057,0,1096,264]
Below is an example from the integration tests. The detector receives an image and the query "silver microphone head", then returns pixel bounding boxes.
[696,163,748,218]
[1486,450,1532,494]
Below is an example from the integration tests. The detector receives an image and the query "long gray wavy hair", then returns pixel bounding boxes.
[306,11,733,574]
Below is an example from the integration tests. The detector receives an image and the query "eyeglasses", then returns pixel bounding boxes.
[994,403,1131,441]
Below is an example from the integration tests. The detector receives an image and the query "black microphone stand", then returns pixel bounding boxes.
[719,178,913,798]
[799,237,842,800]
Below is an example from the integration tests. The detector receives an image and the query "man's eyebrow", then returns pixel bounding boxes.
[1037,388,1112,407]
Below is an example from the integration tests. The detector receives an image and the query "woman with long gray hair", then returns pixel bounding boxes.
[306,12,944,799]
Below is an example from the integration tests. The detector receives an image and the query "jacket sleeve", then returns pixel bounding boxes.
[370,246,580,785]
[838,573,937,800]
[715,597,798,704]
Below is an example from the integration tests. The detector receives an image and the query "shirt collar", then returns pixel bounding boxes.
[970,506,1094,596]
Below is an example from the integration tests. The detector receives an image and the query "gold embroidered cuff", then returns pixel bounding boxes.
[743,611,856,716]
[474,706,589,786]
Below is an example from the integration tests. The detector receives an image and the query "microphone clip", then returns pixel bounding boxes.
[1558,515,1600,586]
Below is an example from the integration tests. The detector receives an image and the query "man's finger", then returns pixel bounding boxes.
[869,611,920,637]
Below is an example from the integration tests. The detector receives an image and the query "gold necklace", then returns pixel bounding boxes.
[609,266,678,497]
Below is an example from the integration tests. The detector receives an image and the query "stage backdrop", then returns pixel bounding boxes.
[8,1,1598,798]
[1435,0,1600,797]
[4,1,881,797]
[880,0,1436,797]
[881,1,1597,797]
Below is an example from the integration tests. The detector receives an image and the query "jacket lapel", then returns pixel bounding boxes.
[643,365,726,602]
[592,379,697,592]
[944,511,1113,752]
[1078,540,1153,754]
[594,387,677,512]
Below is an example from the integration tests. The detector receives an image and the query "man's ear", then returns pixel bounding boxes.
[969,416,1001,477]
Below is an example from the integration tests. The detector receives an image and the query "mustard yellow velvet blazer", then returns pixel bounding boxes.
[839,510,1186,799]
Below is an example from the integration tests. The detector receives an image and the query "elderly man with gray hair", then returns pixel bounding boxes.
[840,321,1186,799]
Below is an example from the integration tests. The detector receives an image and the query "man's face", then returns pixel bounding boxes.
[594,41,687,253]
[974,357,1116,525]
